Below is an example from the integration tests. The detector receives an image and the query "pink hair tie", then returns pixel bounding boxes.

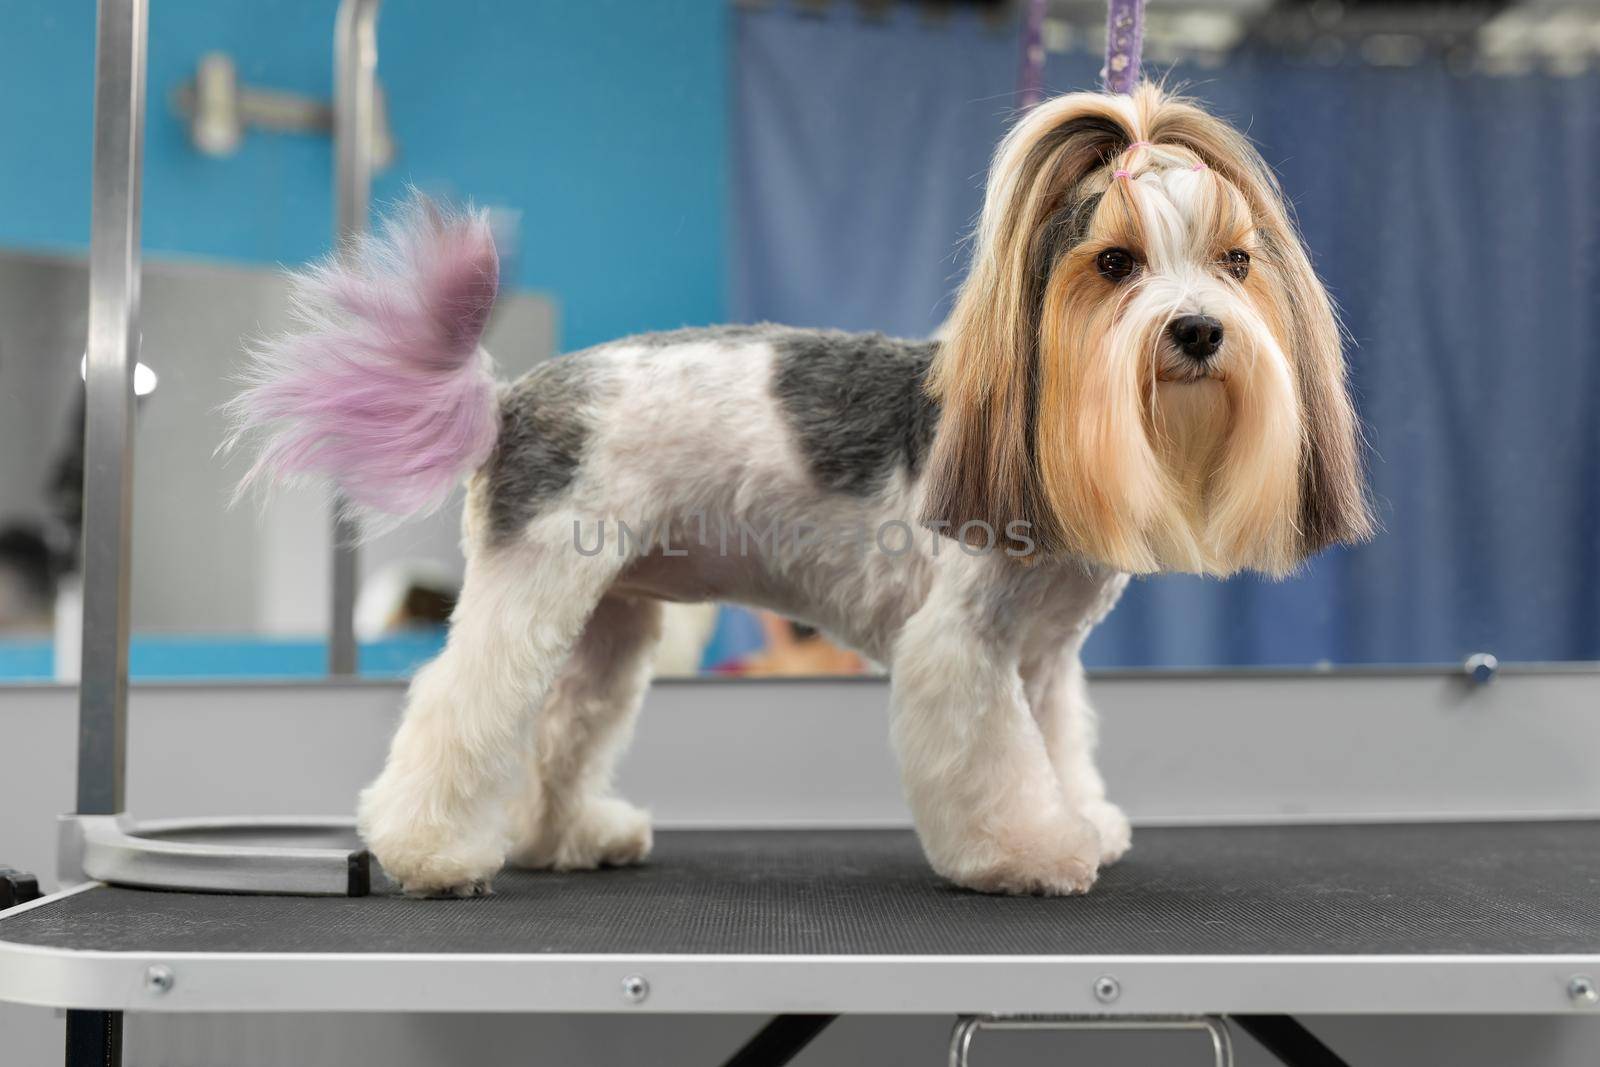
[1191,162,1208,172]
[1127,140,1152,149]
[1113,169,1133,180]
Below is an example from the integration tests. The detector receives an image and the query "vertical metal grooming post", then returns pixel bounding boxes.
[67,0,147,1059]
[77,0,146,823]
[328,0,383,675]
[61,1,374,900]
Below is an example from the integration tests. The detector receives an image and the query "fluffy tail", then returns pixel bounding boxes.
[226,195,501,532]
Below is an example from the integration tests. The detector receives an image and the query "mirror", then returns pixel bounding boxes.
[1,0,1594,682]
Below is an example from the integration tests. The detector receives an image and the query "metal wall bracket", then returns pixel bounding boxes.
[1463,652,1499,685]
[950,1014,1235,1067]
[60,813,371,897]
[171,51,395,167]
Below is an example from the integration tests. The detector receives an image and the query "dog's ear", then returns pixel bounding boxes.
[921,94,1137,556]
[1270,227,1376,557]
[1145,89,1375,558]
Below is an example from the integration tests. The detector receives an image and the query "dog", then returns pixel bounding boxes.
[228,84,1371,897]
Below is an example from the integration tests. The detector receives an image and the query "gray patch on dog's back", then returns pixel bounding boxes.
[771,329,941,496]
[566,323,780,358]
[629,323,780,349]
[487,357,594,542]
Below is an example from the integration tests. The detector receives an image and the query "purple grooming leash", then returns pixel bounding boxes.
[1021,0,1146,108]
[1017,0,1047,110]
[1102,0,1146,94]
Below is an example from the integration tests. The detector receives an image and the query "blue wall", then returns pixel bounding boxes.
[0,0,728,350]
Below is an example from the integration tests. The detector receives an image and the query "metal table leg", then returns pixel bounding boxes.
[65,1010,122,1067]
[1232,1016,1351,1067]
[719,1015,838,1067]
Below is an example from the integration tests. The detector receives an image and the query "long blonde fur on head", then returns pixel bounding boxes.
[922,84,1373,577]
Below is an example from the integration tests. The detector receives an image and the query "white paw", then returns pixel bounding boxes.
[927,815,1103,896]
[508,797,653,871]
[357,778,505,897]
[1082,800,1132,865]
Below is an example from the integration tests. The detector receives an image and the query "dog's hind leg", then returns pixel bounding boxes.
[505,594,662,871]
[357,535,625,897]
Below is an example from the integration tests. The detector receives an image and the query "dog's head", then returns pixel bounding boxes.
[922,84,1372,576]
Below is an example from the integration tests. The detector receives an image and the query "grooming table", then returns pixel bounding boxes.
[4,821,1599,1024]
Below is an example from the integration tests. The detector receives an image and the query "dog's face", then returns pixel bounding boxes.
[923,85,1372,576]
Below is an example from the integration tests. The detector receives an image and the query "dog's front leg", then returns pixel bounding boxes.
[889,589,1104,896]
[357,543,617,896]
[1027,648,1131,865]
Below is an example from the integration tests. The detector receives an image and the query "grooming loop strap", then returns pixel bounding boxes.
[1102,0,1147,94]
[1018,0,1048,109]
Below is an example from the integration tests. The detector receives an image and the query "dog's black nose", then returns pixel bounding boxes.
[1169,315,1224,360]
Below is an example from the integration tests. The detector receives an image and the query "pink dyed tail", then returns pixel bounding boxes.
[226,195,502,531]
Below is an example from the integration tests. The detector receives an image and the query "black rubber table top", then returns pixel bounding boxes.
[4,823,1598,956]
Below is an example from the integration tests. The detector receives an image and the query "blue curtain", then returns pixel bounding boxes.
[732,3,1600,668]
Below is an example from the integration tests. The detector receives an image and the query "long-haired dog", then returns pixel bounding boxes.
[229,85,1371,896]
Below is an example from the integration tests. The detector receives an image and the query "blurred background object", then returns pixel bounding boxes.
[733,614,872,676]
[354,562,459,640]
[654,603,723,677]
[0,524,59,635]
[0,0,1594,680]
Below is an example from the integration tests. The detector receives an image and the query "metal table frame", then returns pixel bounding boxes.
[5,861,1599,1067]
[4,880,1596,1018]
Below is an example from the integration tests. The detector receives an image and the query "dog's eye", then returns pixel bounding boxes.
[1224,248,1251,281]
[1096,248,1136,282]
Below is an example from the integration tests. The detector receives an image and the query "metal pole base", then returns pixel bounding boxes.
[61,814,371,896]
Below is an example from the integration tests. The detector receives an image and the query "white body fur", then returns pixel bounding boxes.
[358,334,1132,896]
